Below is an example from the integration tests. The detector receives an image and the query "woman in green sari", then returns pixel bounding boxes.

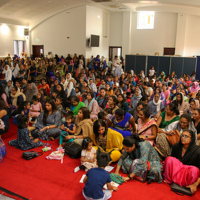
[157,103,180,130]
[70,96,85,116]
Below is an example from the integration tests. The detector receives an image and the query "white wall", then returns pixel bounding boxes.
[30,6,86,57]
[183,15,200,56]
[85,6,109,59]
[0,23,29,57]
[109,12,123,47]
[130,12,177,55]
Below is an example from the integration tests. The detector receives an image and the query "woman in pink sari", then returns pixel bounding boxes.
[163,130,200,194]
[137,106,157,146]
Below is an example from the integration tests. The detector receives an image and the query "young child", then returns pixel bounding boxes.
[9,115,43,150]
[30,95,42,118]
[82,152,118,200]
[55,97,63,112]
[74,137,97,173]
[59,111,76,147]
[18,101,31,124]
[51,90,59,101]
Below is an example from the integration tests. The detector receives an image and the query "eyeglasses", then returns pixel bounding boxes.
[180,121,188,125]
[181,135,191,139]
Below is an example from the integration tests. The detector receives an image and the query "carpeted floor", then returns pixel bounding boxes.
[0,120,199,200]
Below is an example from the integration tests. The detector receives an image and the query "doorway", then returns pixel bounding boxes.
[109,46,122,61]
[32,45,44,58]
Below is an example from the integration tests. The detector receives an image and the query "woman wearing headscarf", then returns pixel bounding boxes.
[189,82,200,98]
[84,92,100,121]
[25,82,38,102]
[66,81,76,98]
[2,65,12,83]
[163,130,200,194]
[94,55,100,71]
[130,88,142,111]
[148,93,165,118]
[189,99,200,116]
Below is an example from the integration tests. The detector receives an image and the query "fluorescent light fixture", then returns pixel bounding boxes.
[1,24,9,35]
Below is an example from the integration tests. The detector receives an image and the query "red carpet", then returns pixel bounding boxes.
[0,120,199,200]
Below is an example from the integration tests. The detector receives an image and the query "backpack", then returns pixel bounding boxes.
[0,138,7,162]
[64,142,82,159]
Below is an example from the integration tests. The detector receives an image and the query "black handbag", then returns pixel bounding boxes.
[64,142,82,159]
[22,151,43,160]
[170,183,192,196]
[112,124,126,131]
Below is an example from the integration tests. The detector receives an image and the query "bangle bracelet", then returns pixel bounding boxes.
[47,126,49,129]
[74,136,76,139]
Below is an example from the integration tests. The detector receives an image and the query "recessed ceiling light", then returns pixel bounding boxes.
[97,16,100,18]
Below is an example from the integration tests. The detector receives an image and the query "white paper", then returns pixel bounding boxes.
[105,166,114,172]
[103,181,119,190]
[80,174,86,183]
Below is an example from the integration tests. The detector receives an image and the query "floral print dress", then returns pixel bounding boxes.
[118,141,163,183]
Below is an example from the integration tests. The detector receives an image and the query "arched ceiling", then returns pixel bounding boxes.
[0,0,200,28]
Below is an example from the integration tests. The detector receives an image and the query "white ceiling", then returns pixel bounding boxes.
[1,0,200,27]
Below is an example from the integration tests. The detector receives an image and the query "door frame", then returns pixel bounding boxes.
[32,45,44,58]
[109,46,122,61]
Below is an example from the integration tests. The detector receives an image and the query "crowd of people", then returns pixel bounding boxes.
[0,52,200,199]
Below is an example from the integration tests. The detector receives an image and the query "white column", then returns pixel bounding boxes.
[122,11,132,57]
[175,13,187,56]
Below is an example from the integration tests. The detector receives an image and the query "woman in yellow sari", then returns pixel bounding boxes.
[91,120,123,162]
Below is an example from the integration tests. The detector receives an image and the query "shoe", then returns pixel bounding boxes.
[74,166,80,173]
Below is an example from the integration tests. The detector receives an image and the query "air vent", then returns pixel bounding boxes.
[91,0,112,2]
[24,28,29,36]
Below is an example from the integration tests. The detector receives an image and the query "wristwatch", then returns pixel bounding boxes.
[128,174,132,179]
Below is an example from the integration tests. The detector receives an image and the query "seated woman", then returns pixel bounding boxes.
[115,134,162,183]
[64,107,93,144]
[137,106,157,146]
[189,99,199,116]
[157,103,180,130]
[91,120,123,162]
[25,82,38,102]
[70,96,85,116]
[130,88,142,111]
[0,98,9,137]
[148,92,165,119]
[37,78,50,96]
[155,113,197,158]
[163,130,200,194]
[56,84,68,109]
[192,109,200,146]
[150,87,166,106]
[9,86,26,114]
[96,88,108,110]
[189,81,200,99]
[105,83,113,97]
[107,108,136,138]
[9,115,42,150]
[31,99,62,140]
[129,101,145,123]
[84,92,100,121]
[173,93,189,115]
[116,94,129,112]
[106,95,118,114]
